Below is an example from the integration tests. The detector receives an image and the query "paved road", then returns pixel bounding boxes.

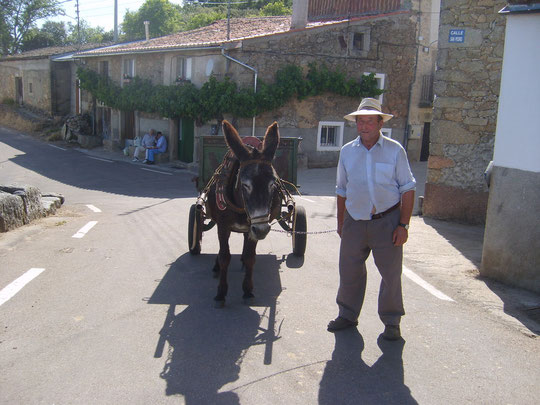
[1,128,539,404]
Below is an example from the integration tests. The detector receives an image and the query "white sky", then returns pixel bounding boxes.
[39,0,185,32]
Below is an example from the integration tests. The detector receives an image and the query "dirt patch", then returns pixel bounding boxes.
[0,104,63,140]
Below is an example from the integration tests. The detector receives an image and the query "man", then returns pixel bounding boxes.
[143,131,167,165]
[327,98,416,341]
[133,129,156,161]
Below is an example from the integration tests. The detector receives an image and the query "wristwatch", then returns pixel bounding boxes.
[398,222,409,230]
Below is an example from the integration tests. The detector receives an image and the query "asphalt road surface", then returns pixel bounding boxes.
[1,127,539,404]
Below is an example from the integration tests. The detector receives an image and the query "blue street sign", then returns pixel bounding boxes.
[449,29,465,43]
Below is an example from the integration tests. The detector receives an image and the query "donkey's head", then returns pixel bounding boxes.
[223,120,280,240]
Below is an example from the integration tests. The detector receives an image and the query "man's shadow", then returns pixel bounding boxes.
[148,252,283,403]
[319,330,417,404]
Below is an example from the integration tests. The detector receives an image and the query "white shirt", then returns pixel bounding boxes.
[141,133,156,148]
[336,133,416,220]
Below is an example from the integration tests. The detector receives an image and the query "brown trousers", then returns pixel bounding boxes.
[337,209,405,326]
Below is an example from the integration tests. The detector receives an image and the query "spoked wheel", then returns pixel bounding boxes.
[188,204,202,255]
[292,205,307,257]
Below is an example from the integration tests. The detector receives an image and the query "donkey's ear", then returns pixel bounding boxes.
[262,121,280,161]
[223,120,250,161]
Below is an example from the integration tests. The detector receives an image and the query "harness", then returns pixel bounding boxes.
[197,138,292,226]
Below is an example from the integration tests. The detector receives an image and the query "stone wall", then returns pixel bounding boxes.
[234,12,418,167]
[423,0,507,224]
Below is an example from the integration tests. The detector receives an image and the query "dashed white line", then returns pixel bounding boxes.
[48,144,66,151]
[0,268,45,307]
[86,204,102,213]
[86,156,113,163]
[140,168,172,175]
[403,267,455,302]
[72,221,98,238]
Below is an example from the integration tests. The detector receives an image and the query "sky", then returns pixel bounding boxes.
[39,0,185,32]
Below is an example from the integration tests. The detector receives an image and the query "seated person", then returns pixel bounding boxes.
[143,131,167,165]
[133,129,156,161]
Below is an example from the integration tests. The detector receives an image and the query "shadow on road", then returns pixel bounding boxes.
[1,129,196,199]
[148,252,284,402]
[319,330,417,404]
[423,217,484,267]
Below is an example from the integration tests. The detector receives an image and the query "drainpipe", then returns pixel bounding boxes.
[221,48,257,137]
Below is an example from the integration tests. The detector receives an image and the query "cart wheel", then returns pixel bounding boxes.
[292,205,307,257]
[188,204,202,255]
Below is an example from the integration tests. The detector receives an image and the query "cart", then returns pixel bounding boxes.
[188,135,307,257]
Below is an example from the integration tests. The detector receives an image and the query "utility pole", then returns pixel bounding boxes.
[227,0,231,40]
[76,0,81,49]
[114,0,118,42]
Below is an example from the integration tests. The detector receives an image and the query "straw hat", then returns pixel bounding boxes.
[344,98,393,122]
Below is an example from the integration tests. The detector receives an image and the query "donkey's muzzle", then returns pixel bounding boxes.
[249,215,271,240]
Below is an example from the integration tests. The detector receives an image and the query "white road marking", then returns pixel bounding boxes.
[296,196,316,203]
[86,156,113,163]
[403,267,455,302]
[72,221,98,238]
[48,144,66,151]
[86,204,102,213]
[141,168,172,175]
[0,268,45,307]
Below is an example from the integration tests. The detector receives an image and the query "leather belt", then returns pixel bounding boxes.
[371,202,400,220]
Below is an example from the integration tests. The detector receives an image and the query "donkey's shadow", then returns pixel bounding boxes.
[148,252,283,403]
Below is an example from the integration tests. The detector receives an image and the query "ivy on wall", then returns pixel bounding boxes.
[77,63,383,125]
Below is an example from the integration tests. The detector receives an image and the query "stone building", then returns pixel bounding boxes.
[423,0,507,224]
[481,1,540,293]
[73,0,438,168]
[0,45,102,117]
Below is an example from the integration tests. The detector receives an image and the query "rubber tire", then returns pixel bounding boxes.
[292,205,307,257]
[188,204,201,255]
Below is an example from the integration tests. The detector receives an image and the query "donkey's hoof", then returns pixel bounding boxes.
[214,299,225,308]
[242,293,255,306]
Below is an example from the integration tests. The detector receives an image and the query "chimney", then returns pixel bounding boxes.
[144,21,150,41]
[291,0,309,30]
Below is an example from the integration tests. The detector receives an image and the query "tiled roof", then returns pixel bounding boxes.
[0,43,111,61]
[76,16,292,57]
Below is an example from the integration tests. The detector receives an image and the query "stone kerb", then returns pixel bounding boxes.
[0,185,64,232]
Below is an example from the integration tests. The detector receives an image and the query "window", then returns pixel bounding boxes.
[100,61,109,77]
[175,56,192,82]
[317,121,344,151]
[353,33,364,51]
[123,59,134,80]
[365,72,386,104]
[29,83,33,94]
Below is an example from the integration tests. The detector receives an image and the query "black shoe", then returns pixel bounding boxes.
[146,161,154,165]
[327,316,358,332]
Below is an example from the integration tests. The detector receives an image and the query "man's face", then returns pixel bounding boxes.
[356,115,383,141]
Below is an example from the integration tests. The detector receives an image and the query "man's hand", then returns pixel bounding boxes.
[392,226,408,246]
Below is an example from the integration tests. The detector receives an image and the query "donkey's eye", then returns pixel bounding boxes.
[242,183,252,193]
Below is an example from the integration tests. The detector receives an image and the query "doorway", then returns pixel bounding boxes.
[15,77,23,105]
[420,122,430,162]
[178,118,194,163]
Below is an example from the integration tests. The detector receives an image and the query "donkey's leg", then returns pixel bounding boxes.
[241,233,257,303]
[215,225,231,307]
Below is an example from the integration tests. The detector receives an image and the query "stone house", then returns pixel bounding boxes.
[481,1,540,293]
[73,0,439,168]
[422,0,508,224]
[0,44,103,117]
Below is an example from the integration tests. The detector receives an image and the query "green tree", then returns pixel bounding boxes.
[0,0,63,55]
[21,20,67,51]
[122,0,182,40]
[261,1,291,16]
[66,21,114,46]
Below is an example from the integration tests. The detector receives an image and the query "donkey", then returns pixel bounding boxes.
[205,120,281,307]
